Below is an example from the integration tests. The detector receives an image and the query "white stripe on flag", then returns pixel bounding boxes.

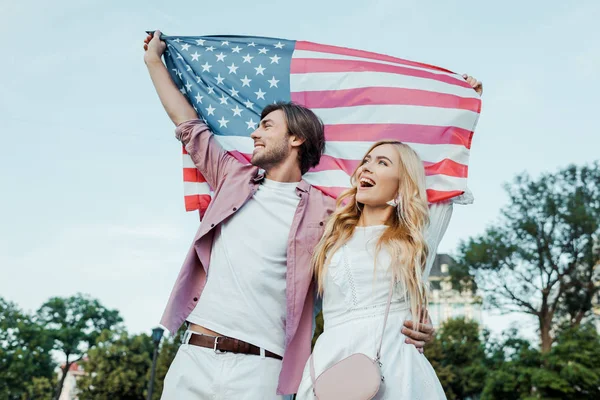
[184,181,212,196]
[311,104,478,131]
[209,135,469,165]
[290,71,478,99]
[214,135,255,154]
[324,141,470,165]
[304,170,468,192]
[183,154,195,169]
[292,49,462,80]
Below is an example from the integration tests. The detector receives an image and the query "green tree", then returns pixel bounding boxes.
[77,326,183,400]
[482,324,600,400]
[453,163,600,352]
[36,293,123,400]
[482,329,541,400]
[534,323,600,399]
[424,317,488,400]
[24,377,54,400]
[78,331,153,400]
[0,297,55,400]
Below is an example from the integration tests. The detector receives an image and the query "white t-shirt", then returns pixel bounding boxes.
[187,178,300,356]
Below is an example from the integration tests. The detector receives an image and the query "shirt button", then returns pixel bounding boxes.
[210,223,215,227]
[233,207,237,211]
[193,297,198,302]
[319,221,324,226]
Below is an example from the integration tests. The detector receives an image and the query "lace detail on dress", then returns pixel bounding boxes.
[341,245,359,308]
[325,246,359,309]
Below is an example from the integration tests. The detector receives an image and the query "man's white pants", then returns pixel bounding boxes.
[161,337,284,400]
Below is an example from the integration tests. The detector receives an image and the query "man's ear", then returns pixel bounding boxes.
[289,134,306,149]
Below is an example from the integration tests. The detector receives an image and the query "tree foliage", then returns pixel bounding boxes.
[453,163,600,352]
[36,293,123,399]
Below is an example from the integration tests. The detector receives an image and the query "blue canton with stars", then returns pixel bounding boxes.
[162,34,295,136]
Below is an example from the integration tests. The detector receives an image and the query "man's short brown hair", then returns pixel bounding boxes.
[261,102,325,175]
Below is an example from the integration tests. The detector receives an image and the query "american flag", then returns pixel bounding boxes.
[160,34,481,214]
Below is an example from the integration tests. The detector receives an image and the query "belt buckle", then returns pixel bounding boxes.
[213,336,220,353]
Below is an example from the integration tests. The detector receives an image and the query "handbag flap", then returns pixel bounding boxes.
[314,353,381,400]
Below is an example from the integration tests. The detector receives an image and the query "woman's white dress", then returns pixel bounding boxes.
[296,204,452,399]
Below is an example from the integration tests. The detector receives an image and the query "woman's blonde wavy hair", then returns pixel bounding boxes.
[312,140,430,326]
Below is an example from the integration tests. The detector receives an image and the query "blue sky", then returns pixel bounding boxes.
[1,0,599,340]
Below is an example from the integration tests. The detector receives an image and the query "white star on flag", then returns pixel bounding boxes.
[240,76,252,87]
[231,105,243,116]
[218,116,229,127]
[254,88,266,100]
[185,81,192,91]
[258,47,269,54]
[268,77,279,88]
[243,99,254,109]
[205,105,216,115]
[242,54,254,63]
[219,94,228,105]
[246,118,257,130]
[254,65,266,75]
[206,46,215,52]
[215,74,225,85]
[215,52,227,62]
[231,46,242,53]
[195,93,204,103]
[230,87,239,97]
[201,62,212,72]
[269,55,281,64]
[221,41,230,46]
[227,63,239,74]
[274,42,285,49]
[195,39,205,46]
[191,52,201,61]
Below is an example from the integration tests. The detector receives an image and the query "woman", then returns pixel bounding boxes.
[296,140,452,399]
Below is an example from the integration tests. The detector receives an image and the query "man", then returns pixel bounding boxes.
[143,30,450,399]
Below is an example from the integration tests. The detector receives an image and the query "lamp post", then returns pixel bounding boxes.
[147,326,164,400]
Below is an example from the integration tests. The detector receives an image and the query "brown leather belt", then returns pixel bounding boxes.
[187,332,283,360]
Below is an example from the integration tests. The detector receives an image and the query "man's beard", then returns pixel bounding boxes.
[251,139,290,171]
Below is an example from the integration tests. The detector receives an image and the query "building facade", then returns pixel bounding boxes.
[428,254,483,327]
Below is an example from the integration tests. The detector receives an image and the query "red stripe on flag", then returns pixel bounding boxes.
[323,124,474,149]
[312,186,464,205]
[182,145,188,155]
[295,41,453,74]
[426,189,464,203]
[311,156,468,178]
[291,58,472,90]
[425,159,469,178]
[183,168,207,182]
[184,194,212,215]
[291,87,480,112]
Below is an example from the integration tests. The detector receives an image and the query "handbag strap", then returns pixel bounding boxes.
[310,245,395,385]
[376,280,394,363]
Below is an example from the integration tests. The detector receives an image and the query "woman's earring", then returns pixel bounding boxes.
[386,195,400,208]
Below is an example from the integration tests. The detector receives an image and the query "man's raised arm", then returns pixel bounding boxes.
[143,30,197,126]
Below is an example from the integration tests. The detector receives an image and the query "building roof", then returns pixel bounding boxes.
[428,253,456,279]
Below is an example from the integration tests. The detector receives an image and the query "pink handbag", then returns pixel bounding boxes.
[309,282,394,400]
